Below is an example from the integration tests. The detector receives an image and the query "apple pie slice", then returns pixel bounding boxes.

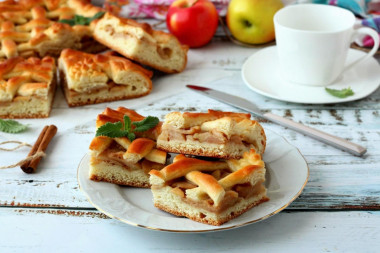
[0,0,105,60]
[59,49,153,107]
[89,107,166,188]
[0,56,56,118]
[157,110,266,159]
[149,149,268,226]
[93,12,188,73]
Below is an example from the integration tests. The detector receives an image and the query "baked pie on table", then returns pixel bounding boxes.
[58,49,153,107]
[89,107,166,188]
[0,56,56,118]
[93,12,188,73]
[157,110,266,159]
[149,149,268,226]
[0,0,105,60]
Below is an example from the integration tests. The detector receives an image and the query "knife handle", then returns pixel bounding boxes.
[263,112,367,156]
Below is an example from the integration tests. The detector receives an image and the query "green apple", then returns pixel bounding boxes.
[227,0,284,44]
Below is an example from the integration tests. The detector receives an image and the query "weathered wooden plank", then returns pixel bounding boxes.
[1,82,379,209]
[1,153,379,209]
[0,23,378,252]
[292,155,380,209]
[0,208,379,252]
[172,72,380,109]
[138,89,380,155]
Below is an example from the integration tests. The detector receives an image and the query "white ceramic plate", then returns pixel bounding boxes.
[242,46,380,104]
[78,129,309,232]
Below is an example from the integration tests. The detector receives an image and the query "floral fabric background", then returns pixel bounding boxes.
[100,0,380,48]
[103,0,229,20]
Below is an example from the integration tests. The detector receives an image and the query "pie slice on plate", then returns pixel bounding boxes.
[149,149,269,225]
[89,107,165,188]
[157,110,266,159]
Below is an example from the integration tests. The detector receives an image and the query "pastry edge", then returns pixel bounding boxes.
[60,70,152,107]
[157,140,258,159]
[89,158,150,188]
[152,186,269,226]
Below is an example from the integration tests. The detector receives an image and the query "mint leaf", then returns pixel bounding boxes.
[0,119,28,133]
[74,15,88,25]
[123,115,131,132]
[59,19,75,26]
[95,121,127,138]
[59,12,105,26]
[127,132,136,141]
[95,114,159,141]
[91,12,105,21]
[325,87,354,98]
[133,116,159,132]
[107,2,118,6]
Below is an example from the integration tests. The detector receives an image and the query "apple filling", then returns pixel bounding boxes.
[59,68,141,96]
[93,139,166,175]
[160,125,256,148]
[156,46,172,59]
[160,176,266,214]
[149,150,268,225]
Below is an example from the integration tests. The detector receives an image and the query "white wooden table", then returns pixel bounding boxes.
[1,35,380,252]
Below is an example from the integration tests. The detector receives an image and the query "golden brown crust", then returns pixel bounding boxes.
[183,110,251,122]
[116,107,146,121]
[0,0,104,59]
[150,155,228,182]
[95,107,161,141]
[89,107,166,188]
[89,174,150,188]
[154,196,269,226]
[157,110,266,158]
[123,138,155,163]
[0,55,56,118]
[186,171,225,206]
[59,49,153,107]
[60,49,153,83]
[67,0,103,16]
[93,12,188,73]
[61,77,152,107]
[89,136,113,155]
[150,149,268,226]
[164,110,252,129]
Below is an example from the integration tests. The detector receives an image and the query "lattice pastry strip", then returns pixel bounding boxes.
[0,0,103,59]
[89,107,167,188]
[0,56,56,118]
[157,110,267,159]
[149,149,268,226]
[58,49,153,107]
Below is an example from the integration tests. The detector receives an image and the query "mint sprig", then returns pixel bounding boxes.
[325,87,354,98]
[95,115,159,141]
[0,119,28,133]
[59,11,105,26]
[133,116,160,132]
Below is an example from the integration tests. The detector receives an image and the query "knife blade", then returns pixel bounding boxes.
[186,84,367,156]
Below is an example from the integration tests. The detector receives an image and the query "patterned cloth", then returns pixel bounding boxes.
[102,0,380,48]
[103,0,229,20]
[297,0,380,47]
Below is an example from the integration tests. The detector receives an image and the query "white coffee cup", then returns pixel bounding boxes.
[274,4,380,86]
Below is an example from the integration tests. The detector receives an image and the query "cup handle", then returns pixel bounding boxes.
[343,27,379,72]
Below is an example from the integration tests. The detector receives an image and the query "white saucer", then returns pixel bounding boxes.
[242,46,380,104]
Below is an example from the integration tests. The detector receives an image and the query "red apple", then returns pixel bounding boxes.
[166,0,219,48]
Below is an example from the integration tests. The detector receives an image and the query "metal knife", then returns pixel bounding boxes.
[186,84,367,156]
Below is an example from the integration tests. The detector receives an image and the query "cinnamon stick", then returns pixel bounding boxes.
[20,125,57,173]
